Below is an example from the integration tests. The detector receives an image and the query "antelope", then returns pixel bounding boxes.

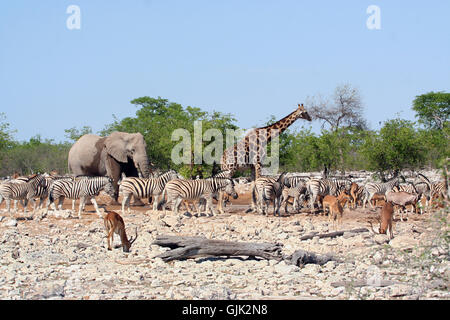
[349,182,364,208]
[385,191,419,221]
[370,193,386,207]
[369,201,394,239]
[321,192,351,229]
[103,211,137,252]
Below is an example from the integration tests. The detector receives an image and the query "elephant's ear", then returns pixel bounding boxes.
[104,133,128,163]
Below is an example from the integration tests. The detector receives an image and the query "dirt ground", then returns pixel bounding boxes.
[0,189,448,300]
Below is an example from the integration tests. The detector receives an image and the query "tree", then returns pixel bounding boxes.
[101,96,238,176]
[412,92,450,166]
[360,118,426,179]
[0,113,16,151]
[412,91,450,131]
[307,84,368,132]
[64,126,93,142]
[0,135,70,176]
[306,84,368,174]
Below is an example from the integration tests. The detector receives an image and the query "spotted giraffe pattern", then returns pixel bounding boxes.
[220,104,312,180]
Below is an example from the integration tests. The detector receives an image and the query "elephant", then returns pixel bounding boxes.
[68,131,151,204]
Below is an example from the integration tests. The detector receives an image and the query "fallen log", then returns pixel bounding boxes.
[154,235,283,262]
[299,228,369,241]
[153,235,335,266]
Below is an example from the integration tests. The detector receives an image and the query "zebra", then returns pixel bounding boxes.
[182,171,233,214]
[119,169,179,213]
[2,174,31,212]
[418,173,448,202]
[198,170,233,214]
[362,176,401,209]
[252,172,287,216]
[158,176,238,216]
[0,174,46,216]
[281,181,308,214]
[392,182,418,195]
[306,178,352,210]
[46,176,116,219]
[284,175,308,189]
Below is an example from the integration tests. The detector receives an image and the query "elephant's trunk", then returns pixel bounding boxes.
[135,155,150,178]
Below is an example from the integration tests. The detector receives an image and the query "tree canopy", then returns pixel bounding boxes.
[101,96,238,177]
[413,91,450,131]
[0,91,448,178]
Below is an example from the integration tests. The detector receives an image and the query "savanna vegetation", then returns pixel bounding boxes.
[0,87,448,179]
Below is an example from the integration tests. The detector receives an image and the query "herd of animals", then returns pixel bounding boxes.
[0,104,448,252]
[0,168,447,251]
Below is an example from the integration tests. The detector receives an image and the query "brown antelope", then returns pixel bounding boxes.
[349,182,364,208]
[370,193,386,207]
[369,201,394,239]
[322,192,351,229]
[338,191,352,209]
[103,211,137,252]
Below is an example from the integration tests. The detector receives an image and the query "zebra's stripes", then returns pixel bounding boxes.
[281,183,307,213]
[119,170,179,213]
[47,176,115,218]
[159,176,238,215]
[284,176,308,189]
[392,183,418,194]
[306,178,352,210]
[0,174,46,215]
[362,177,400,209]
[417,173,448,203]
[429,181,447,201]
[252,172,287,216]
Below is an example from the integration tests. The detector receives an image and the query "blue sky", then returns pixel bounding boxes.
[0,0,449,142]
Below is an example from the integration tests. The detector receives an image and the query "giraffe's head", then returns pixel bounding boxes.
[296,104,312,121]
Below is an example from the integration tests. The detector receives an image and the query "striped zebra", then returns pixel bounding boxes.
[2,174,31,212]
[119,170,179,213]
[183,170,233,214]
[284,175,308,189]
[158,176,238,215]
[306,178,352,210]
[203,170,233,214]
[281,181,307,214]
[252,172,287,216]
[362,176,401,209]
[430,181,447,201]
[0,174,46,216]
[392,183,418,194]
[23,174,75,210]
[418,173,448,202]
[248,176,275,213]
[46,176,116,219]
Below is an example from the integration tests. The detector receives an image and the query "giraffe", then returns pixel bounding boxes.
[220,103,312,180]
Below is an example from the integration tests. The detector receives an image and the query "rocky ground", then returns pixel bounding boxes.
[0,186,448,300]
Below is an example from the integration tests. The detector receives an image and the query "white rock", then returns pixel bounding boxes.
[389,235,419,250]
[4,219,18,227]
[301,264,321,276]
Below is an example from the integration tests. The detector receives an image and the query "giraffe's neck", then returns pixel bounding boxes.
[256,108,301,141]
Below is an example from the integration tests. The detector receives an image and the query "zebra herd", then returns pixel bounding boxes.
[0,173,116,218]
[0,169,447,221]
[248,172,447,219]
[0,170,240,219]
